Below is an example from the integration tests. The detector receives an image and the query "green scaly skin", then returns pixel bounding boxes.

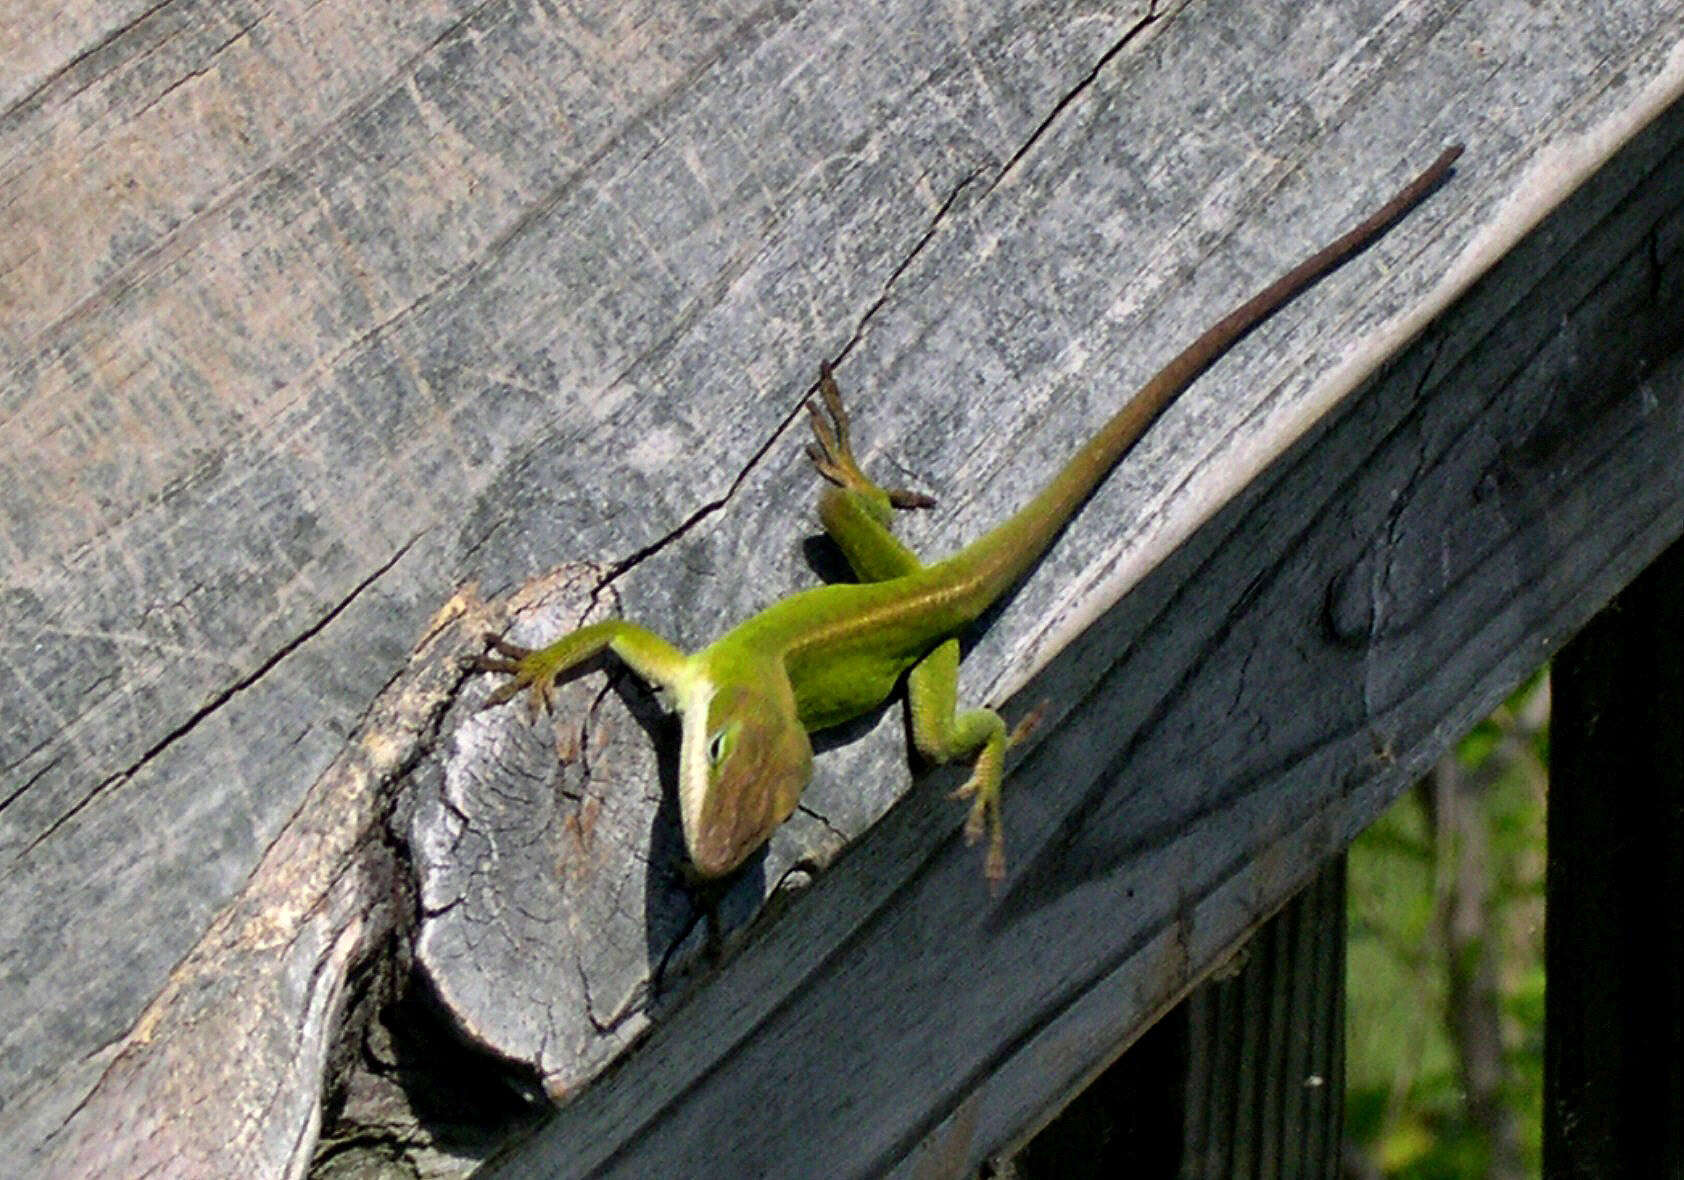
[479,146,1462,885]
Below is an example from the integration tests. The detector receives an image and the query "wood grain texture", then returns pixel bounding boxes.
[2,0,1681,1175]
[488,71,1684,1180]
[26,590,490,1178]
[1178,861,1346,1179]
[1008,858,1346,1178]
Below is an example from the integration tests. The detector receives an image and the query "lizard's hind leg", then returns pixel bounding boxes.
[907,641,1040,887]
[805,362,1031,887]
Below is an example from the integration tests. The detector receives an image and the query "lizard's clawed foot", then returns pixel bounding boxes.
[805,362,935,510]
[948,704,1044,889]
[950,736,1009,888]
[474,633,557,716]
[952,772,1006,889]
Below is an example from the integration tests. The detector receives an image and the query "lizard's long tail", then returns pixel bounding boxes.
[948,144,1463,612]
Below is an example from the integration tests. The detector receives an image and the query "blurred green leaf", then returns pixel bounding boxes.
[1346,667,1547,1176]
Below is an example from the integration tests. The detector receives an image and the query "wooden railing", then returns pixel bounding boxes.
[4,4,1682,1177]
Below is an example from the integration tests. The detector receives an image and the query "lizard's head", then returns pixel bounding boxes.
[678,674,813,879]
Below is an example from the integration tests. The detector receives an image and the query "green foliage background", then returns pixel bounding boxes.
[1345,671,1548,1178]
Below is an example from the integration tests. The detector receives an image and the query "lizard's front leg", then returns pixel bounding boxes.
[806,362,932,583]
[478,620,691,714]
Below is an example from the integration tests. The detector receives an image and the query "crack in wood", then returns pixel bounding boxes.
[10,531,424,867]
[985,10,1161,198]
[129,9,269,124]
[0,0,177,126]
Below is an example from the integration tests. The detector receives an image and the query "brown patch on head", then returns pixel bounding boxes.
[686,680,813,877]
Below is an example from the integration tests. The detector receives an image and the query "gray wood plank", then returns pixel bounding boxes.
[487,73,1684,1180]
[2,0,1681,1175]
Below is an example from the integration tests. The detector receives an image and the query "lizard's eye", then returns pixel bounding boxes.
[708,728,731,765]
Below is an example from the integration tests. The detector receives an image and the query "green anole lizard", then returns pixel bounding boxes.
[480,145,1462,885]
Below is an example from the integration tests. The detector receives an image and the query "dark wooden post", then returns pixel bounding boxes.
[1546,537,1684,1177]
[1012,858,1346,1179]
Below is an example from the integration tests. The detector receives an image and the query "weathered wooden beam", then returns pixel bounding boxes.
[3,1,1683,1176]
[483,83,1684,1180]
